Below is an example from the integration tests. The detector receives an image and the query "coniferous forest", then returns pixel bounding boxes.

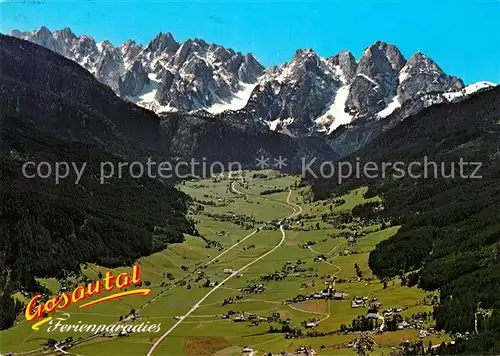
[0,117,196,330]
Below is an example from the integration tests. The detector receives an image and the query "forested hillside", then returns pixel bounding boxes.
[161,112,337,171]
[0,36,195,330]
[312,87,500,353]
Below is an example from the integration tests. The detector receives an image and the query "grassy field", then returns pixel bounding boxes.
[0,171,441,355]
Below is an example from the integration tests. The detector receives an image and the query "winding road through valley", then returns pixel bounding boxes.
[146,182,301,356]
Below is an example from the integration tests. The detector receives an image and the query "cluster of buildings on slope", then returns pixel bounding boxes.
[219,311,282,325]
[285,285,346,304]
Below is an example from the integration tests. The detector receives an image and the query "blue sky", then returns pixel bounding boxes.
[1,0,499,84]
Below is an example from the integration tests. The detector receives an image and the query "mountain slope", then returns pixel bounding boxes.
[161,111,338,171]
[311,87,500,352]
[1,32,170,158]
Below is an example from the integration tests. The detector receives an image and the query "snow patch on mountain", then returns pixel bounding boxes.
[443,81,496,101]
[376,95,401,119]
[265,117,296,137]
[315,85,353,134]
[127,74,178,113]
[398,65,409,83]
[205,81,260,114]
[331,64,347,85]
[357,74,379,87]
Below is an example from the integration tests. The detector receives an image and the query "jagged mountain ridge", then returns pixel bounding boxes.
[243,41,493,137]
[10,26,264,114]
[1,34,336,171]
[10,26,496,140]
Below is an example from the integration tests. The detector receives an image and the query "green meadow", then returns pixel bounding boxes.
[0,171,440,355]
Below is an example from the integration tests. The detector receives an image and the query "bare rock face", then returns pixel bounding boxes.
[120,40,143,65]
[119,60,150,97]
[345,41,406,116]
[95,41,125,93]
[238,53,265,83]
[328,50,358,83]
[144,32,179,58]
[357,41,405,80]
[346,75,386,116]
[397,52,464,103]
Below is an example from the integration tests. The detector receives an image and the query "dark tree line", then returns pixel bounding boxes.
[0,119,195,330]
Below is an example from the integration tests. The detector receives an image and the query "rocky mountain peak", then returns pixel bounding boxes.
[9,29,23,38]
[100,40,115,51]
[120,40,143,65]
[279,48,330,80]
[293,48,316,58]
[77,35,97,48]
[397,51,464,102]
[357,41,406,79]
[192,38,209,48]
[328,50,357,83]
[291,48,320,65]
[344,41,407,117]
[238,53,265,83]
[145,32,179,54]
[373,40,406,71]
[30,25,56,49]
[53,28,77,55]
[54,27,76,42]
[59,27,75,37]
[36,25,52,37]
[404,51,442,74]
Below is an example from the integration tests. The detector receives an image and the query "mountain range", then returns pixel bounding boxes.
[11,26,496,146]
[0,33,334,174]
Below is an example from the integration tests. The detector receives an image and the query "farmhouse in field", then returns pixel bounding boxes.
[333,292,346,300]
[351,297,365,308]
[233,314,246,322]
[242,346,254,353]
[303,316,321,329]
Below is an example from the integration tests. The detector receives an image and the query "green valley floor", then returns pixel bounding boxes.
[0,171,449,355]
